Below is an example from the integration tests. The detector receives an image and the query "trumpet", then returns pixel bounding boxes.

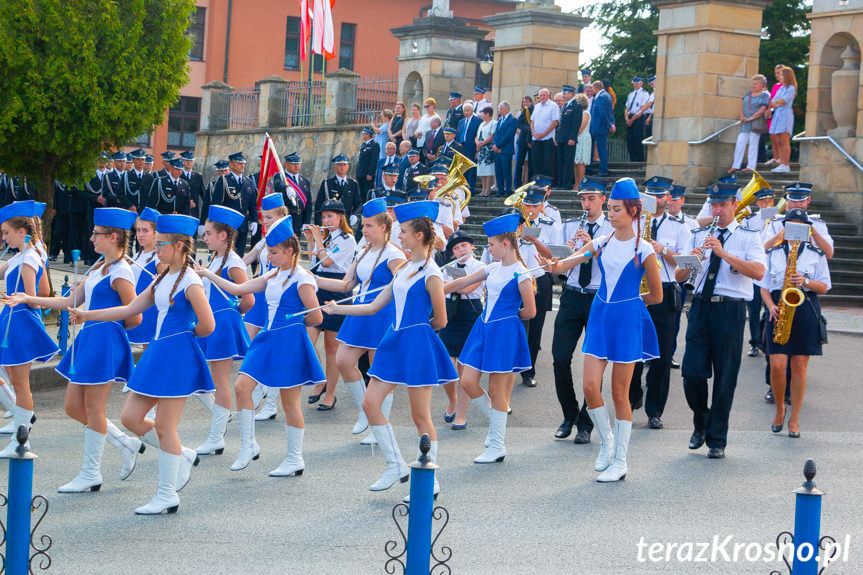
[684,216,720,291]
[734,170,770,222]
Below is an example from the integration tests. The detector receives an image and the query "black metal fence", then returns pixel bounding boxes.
[346,74,399,125]
[212,87,260,131]
[279,80,326,127]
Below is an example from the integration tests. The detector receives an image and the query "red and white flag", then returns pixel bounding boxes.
[311,0,335,60]
[299,0,311,63]
[257,135,286,218]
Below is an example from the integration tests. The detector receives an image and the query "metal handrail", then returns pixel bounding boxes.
[641,135,657,147]
[687,120,741,145]
[792,131,863,175]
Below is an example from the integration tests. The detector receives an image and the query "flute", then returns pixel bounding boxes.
[287,283,390,319]
[516,250,594,277]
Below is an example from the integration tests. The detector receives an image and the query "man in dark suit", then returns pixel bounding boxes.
[356,126,380,201]
[179,150,205,219]
[155,151,173,179]
[122,148,152,213]
[423,117,444,166]
[436,127,464,163]
[315,154,363,230]
[457,102,482,191]
[577,69,592,94]
[148,158,192,216]
[492,101,518,197]
[555,85,582,189]
[375,141,399,188]
[198,151,256,255]
[270,152,313,238]
[398,149,428,192]
[589,80,616,177]
[444,92,465,130]
[105,151,133,209]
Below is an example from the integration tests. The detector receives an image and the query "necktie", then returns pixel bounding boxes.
[701,228,728,299]
[651,217,659,238]
[578,222,596,288]
[456,263,466,269]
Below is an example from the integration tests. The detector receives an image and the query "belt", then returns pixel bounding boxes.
[564,285,597,295]
[661,282,678,288]
[694,294,744,303]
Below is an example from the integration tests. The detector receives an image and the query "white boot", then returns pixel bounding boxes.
[58,427,105,493]
[231,409,260,471]
[0,382,15,420]
[145,407,156,421]
[470,392,492,447]
[368,424,409,491]
[134,450,180,515]
[106,419,145,481]
[0,406,34,457]
[361,393,393,445]
[251,384,266,410]
[177,446,200,491]
[269,425,305,477]
[255,388,278,421]
[121,383,131,394]
[474,409,507,464]
[587,405,614,472]
[195,392,215,413]
[597,419,631,483]
[403,439,440,503]
[345,379,368,435]
[195,404,230,455]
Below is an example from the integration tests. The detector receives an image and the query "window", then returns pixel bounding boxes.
[188,7,206,61]
[285,16,301,70]
[339,23,356,70]
[167,97,200,150]
[133,132,151,148]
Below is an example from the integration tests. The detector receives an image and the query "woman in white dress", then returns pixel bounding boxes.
[573,93,592,188]
[475,107,496,196]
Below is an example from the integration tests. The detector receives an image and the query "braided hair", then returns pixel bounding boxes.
[6,216,37,247]
[93,227,131,276]
[622,198,644,268]
[405,217,436,279]
[496,231,537,292]
[356,212,393,287]
[150,234,193,305]
[278,235,302,287]
[208,221,237,277]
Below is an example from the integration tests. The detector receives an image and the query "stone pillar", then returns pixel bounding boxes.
[324,68,361,125]
[648,0,772,188]
[257,75,290,129]
[485,4,591,108]
[200,80,232,131]
[391,17,488,108]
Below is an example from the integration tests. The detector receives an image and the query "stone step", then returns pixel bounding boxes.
[821,294,863,306]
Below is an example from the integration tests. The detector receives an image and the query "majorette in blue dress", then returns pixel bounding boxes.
[125,250,159,345]
[243,239,271,329]
[581,234,659,363]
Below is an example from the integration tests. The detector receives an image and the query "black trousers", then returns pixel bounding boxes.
[359,178,374,202]
[671,281,687,358]
[629,284,678,418]
[532,140,555,185]
[50,214,69,261]
[682,298,745,449]
[551,288,595,432]
[235,227,249,258]
[555,142,575,189]
[747,289,763,349]
[515,140,532,186]
[627,116,646,162]
[522,273,552,378]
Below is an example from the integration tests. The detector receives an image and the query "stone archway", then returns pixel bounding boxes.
[817,33,861,137]
[402,71,423,106]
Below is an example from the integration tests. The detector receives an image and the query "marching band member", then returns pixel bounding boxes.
[5,208,144,491]
[31,202,52,300]
[326,201,457,495]
[676,181,766,459]
[445,213,536,464]
[550,176,611,443]
[195,206,254,456]
[385,192,407,251]
[741,186,775,358]
[69,214,215,515]
[758,208,831,438]
[0,201,59,457]
[666,184,696,369]
[578,178,662,482]
[762,183,833,259]
[126,207,162,348]
[304,199,357,410]
[198,216,325,474]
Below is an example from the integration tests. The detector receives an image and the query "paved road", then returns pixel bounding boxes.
[1,315,862,574]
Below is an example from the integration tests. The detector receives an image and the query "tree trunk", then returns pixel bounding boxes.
[39,154,56,249]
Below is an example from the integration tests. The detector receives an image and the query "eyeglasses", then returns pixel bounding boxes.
[424,105,431,108]
[154,241,174,251]
[90,231,112,236]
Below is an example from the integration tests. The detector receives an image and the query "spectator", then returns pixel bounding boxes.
[589,80,615,177]
[397,140,412,167]
[577,68,592,94]
[376,141,399,187]
[530,88,560,184]
[415,97,439,150]
[423,116,444,165]
[474,86,492,115]
[357,126,380,200]
[553,92,565,108]
[572,93,592,187]
[475,107,496,196]
[767,66,797,173]
[457,101,482,190]
[729,74,769,174]
[516,95,535,185]
[624,76,649,162]
[492,101,518,197]
[762,64,785,164]
[405,103,422,149]
[372,109,392,160]
[390,102,407,146]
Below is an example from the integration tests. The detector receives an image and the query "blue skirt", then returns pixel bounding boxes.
[197,308,250,361]
[459,315,532,374]
[126,305,157,345]
[765,291,823,356]
[0,307,59,366]
[336,301,395,350]
[127,331,215,397]
[582,297,659,363]
[56,322,134,385]
[238,323,324,388]
[244,292,268,329]
[368,323,457,387]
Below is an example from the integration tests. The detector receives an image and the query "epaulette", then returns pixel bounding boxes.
[737,226,759,232]
[667,215,684,224]
[805,243,824,256]
[538,216,554,225]
[545,203,559,212]
[693,225,711,233]
[765,245,783,254]
[808,214,822,221]
[563,216,581,224]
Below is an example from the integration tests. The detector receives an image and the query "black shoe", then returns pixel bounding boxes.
[670,360,680,369]
[747,346,760,357]
[507,406,512,415]
[573,430,591,444]
[317,397,337,411]
[764,390,775,404]
[521,375,537,388]
[307,386,326,404]
[648,416,663,429]
[784,395,791,406]
[788,430,800,439]
[631,399,643,411]
[554,420,573,439]
[707,447,725,459]
[688,431,705,450]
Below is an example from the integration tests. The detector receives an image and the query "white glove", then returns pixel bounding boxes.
[349,214,358,227]
[249,222,258,236]
[197,225,205,236]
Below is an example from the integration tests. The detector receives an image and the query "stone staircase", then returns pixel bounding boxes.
[460,162,863,306]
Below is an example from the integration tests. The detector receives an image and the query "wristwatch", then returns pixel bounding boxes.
[661,247,668,256]
[804,277,810,287]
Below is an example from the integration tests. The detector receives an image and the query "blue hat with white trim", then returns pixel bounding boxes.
[407,148,420,157]
[394,200,438,223]
[429,163,448,175]
[284,152,301,164]
[610,178,640,200]
[207,205,245,230]
[474,86,486,95]
[669,185,686,199]
[483,213,520,237]
[160,151,175,161]
[754,187,774,199]
[644,175,673,195]
[112,151,126,161]
[707,183,739,203]
[523,192,544,205]
[562,85,576,93]
[386,191,407,207]
[261,193,285,211]
[718,174,738,185]
[34,202,46,218]
[0,200,36,224]
[125,153,133,162]
[214,159,229,169]
[228,152,247,163]
[578,176,609,194]
[648,75,656,83]
[157,214,198,236]
[632,76,644,83]
[94,207,138,230]
[130,149,147,159]
[139,207,160,223]
[144,154,154,164]
[331,154,349,164]
[408,190,429,202]
[265,216,295,247]
[180,150,195,161]
[169,158,184,169]
[382,163,400,175]
[99,151,110,160]
[785,182,813,201]
[449,92,462,100]
[533,174,552,190]
[581,69,592,76]
[363,198,387,218]
[362,127,375,136]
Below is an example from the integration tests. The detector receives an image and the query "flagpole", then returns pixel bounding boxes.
[307,17,314,125]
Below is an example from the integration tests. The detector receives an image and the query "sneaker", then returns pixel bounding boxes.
[771,164,790,173]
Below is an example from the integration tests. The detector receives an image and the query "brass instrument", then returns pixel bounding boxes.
[684,216,719,291]
[448,151,476,210]
[734,170,770,222]
[413,174,437,190]
[639,207,663,295]
[773,239,805,345]
[504,182,534,229]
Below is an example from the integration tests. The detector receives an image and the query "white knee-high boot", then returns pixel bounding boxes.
[470,392,492,446]
[361,393,392,445]
[134,450,180,515]
[255,387,278,421]
[231,409,260,471]
[58,427,105,493]
[368,424,409,491]
[597,419,631,483]
[251,383,267,410]
[269,425,305,477]
[403,439,440,503]
[474,409,506,464]
[0,405,34,457]
[195,404,230,455]
[140,428,199,491]
[587,405,614,472]
[195,392,215,413]
[0,382,15,423]
[105,419,145,481]
[345,379,369,435]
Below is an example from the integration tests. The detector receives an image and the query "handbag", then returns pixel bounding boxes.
[807,298,828,344]
[750,115,767,134]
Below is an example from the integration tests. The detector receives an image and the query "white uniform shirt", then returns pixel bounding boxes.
[442,256,485,300]
[626,88,650,116]
[643,212,692,283]
[646,92,655,115]
[561,213,613,290]
[82,260,134,311]
[313,230,357,274]
[761,215,833,252]
[669,211,699,231]
[688,220,767,300]
[531,100,560,141]
[482,261,531,320]
[266,266,317,328]
[518,239,544,278]
[543,203,562,226]
[203,251,245,299]
[154,270,202,338]
[525,215,563,247]
[757,243,831,293]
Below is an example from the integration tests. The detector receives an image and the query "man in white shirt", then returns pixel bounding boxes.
[473,86,492,115]
[530,88,560,187]
[625,76,650,162]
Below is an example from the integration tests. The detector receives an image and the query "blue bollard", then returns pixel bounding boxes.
[6,426,38,575]
[405,434,437,575]
[57,274,70,355]
[791,458,823,575]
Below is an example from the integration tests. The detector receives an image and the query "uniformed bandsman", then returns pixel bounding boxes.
[534,175,562,227]
[268,152,312,238]
[143,154,154,174]
[315,154,362,229]
[444,92,465,131]
[436,127,464,163]
[0,171,10,207]
[667,183,697,369]
[179,150,205,219]
[398,149,428,193]
[761,182,833,259]
[624,76,650,162]
[198,152,257,256]
[148,157,191,216]
[740,186,775,357]
[368,163,401,203]
[357,127,380,201]
[121,149,152,213]
[155,151,174,179]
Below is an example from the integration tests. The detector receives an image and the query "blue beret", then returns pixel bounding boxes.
[321,199,345,214]
[284,152,301,163]
[580,69,592,76]
[394,200,438,223]
[180,150,195,161]
[407,148,420,157]
[669,185,686,198]
[610,178,640,200]
[578,176,609,194]
[632,76,644,83]
[94,207,138,230]
[363,198,387,218]
[443,127,457,134]
[446,229,474,251]
[648,75,656,83]
[474,86,486,94]
[139,207,160,223]
[754,187,774,199]
[265,216,295,247]
[707,183,740,203]
[533,174,552,189]
[161,151,175,161]
[112,151,126,161]
[214,160,229,169]
[261,193,285,211]
[331,154,349,164]
[523,193,544,205]
[644,176,673,194]
[144,155,154,163]
[562,85,576,93]
[228,152,246,163]
[449,92,462,100]
[386,192,407,207]
[169,158,184,169]
[362,127,375,136]
[157,214,198,236]
[0,200,36,224]
[382,163,400,175]
[34,202,46,218]
[130,148,146,159]
[483,213,520,237]
[207,205,245,230]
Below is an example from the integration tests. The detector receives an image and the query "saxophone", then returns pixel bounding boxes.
[639,211,658,295]
[772,240,805,345]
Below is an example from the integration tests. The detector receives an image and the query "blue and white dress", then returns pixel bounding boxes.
[336,243,403,349]
[197,251,251,361]
[0,249,58,366]
[126,250,159,345]
[127,270,215,397]
[367,260,458,387]
[243,239,271,329]
[238,267,325,388]
[582,235,659,363]
[459,262,532,373]
[56,261,135,385]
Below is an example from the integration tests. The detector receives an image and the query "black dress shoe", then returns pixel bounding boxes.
[707,447,725,459]
[788,430,800,438]
[784,395,791,406]
[521,375,537,388]
[747,346,760,357]
[631,399,643,411]
[764,390,775,404]
[573,430,591,444]
[554,420,573,439]
[648,416,663,429]
[307,390,324,404]
[317,397,337,411]
[670,360,680,369]
[688,431,705,450]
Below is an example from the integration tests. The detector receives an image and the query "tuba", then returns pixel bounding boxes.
[448,151,476,211]
[504,181,535,229]
[772,239,806,345]
[734,170,770,222]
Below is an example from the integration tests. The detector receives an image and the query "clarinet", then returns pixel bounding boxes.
[684,216,720,291]
[569,211,589,244]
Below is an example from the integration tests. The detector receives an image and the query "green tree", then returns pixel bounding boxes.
[0,0,195,239]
